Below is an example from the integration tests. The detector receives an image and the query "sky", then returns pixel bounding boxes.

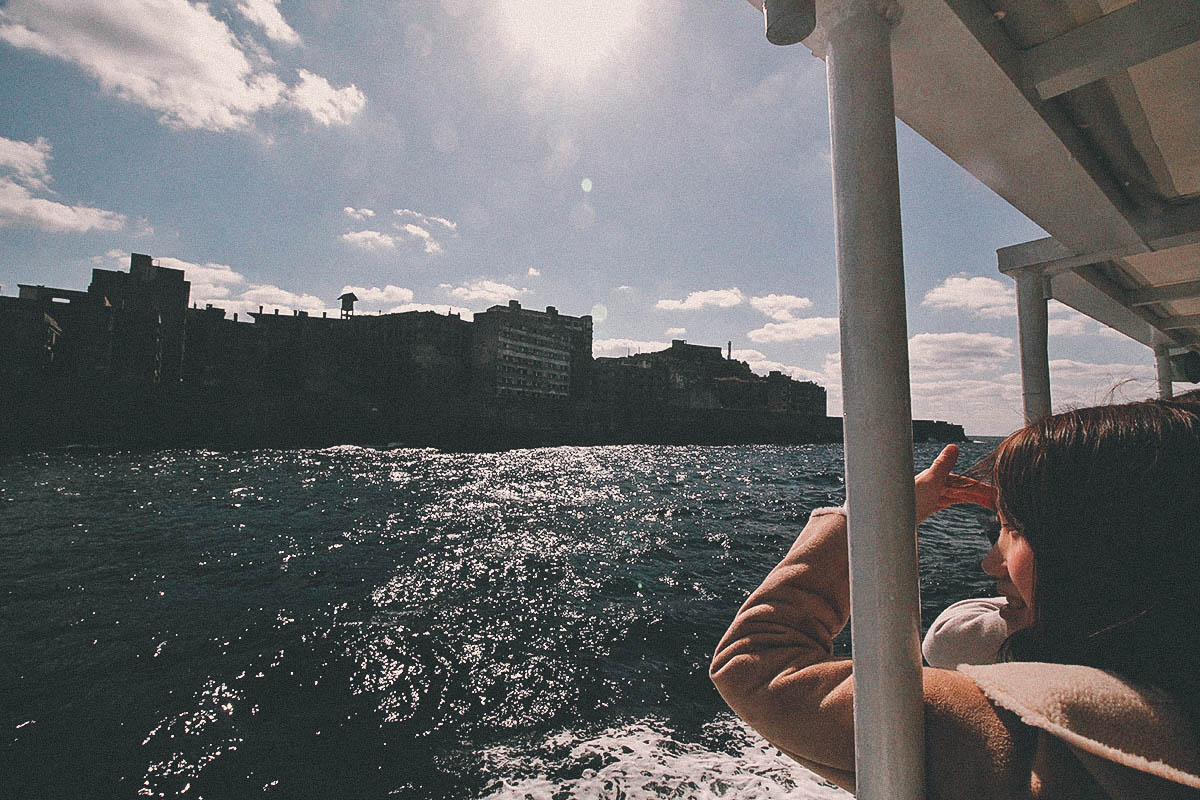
[0,0,1163,435]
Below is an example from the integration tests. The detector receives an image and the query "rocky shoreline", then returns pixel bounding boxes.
[2,381,965,454]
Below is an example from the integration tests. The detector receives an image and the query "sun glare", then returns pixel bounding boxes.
[493,0,648,84]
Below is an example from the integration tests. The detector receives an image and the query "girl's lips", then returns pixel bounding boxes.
[997,594,1029,625]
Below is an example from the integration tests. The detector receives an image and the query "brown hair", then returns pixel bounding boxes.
[985,401,1200,712]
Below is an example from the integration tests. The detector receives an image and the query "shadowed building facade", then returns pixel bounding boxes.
[594,339,828,416]
[1,254,189,389]
[89,253,190,384]
[471,300,593,400]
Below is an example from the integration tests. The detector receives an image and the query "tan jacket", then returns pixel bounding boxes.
[963,662,1200,799]
[710,511,1200,798]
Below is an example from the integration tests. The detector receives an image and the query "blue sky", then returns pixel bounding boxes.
[0,0,1160,434]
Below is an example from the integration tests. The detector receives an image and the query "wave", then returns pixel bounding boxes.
[477,715,848,800]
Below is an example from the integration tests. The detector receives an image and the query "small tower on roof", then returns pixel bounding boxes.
[338,291,359,319]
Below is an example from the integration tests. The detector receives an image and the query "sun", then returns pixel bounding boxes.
[492,0,648,85]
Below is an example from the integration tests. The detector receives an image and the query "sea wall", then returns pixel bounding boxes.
[1,384,964,453]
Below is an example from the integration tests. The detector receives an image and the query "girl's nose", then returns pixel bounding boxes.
[981,544,1005,578]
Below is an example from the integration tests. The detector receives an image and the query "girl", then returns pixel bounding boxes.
[711,401,1200,798]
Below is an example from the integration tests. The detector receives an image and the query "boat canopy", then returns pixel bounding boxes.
[754,0,1200,415]
[741,0,1200,797]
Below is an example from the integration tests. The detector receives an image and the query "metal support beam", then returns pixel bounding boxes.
[823,0,924,796]
[1068,265,1200,348]
[1128,279,1200,306]
[1163,313,1200,330]
[1022,0,1200,100]
[1015,269,1052,422]
[1133,195,1200,252]
[997,236,1144,277]
[1154,332,1175,400]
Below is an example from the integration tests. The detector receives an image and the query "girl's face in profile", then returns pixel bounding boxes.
[982,511,1035,632]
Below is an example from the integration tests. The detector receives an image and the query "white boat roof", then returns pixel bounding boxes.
[772,0,1200,351]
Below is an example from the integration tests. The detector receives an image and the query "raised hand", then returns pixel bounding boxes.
[914,445,996,524]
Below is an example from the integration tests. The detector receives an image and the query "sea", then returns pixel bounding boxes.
[2,440,1001,799]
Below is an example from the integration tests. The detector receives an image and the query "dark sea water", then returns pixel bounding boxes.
[2,441,1000,799]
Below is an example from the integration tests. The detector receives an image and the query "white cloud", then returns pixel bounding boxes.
[339,217,450,254]
[910,377,1024,434]
[104,253,250,312]
[155,256,245,303]
[236,284,329,315]
[0,136,125,232]
[235,0,301,46]
[135,254,330,319]
[593,338,670,358]
[340,230,395,250]
[921,274,1016,319]
[0,0,362,131]
[817,340,1021,433]
[731,348,829,385]
[776,329,1157,435]
[1046,300,1090,336]
[1047,316,1088,337]
[339,285,414,306]
[99,252,479,324]
[286,69,366,126]
[1044,359,1156,406]
[388,209,456,254]
[0,179,127,233]
[655,287,745,311]
[749,293,814,321]
[443,279,528,305]
[0,135,51,190]
[528,267,541,277]
[908,332,1014,375]
[665,327,686,337]
[731,347,767,362]
[400,223,443,254]
[746,316,840,343]
[1097,325,1133,341]
[907,339,1154,433]
[395,208,457,231]
[924,277,1098,336]
[0,0,282,130]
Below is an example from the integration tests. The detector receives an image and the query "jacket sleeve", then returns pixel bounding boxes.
[710,510,1035,798]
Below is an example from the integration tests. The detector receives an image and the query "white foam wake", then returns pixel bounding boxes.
[477,714,849,799]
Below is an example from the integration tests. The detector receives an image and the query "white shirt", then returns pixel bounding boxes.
[922,597,1011,668]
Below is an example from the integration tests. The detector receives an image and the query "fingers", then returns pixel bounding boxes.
[915,445,958,482]
[928,444,959,478]
[914,446,957,523]
[942,474,996,509]
[915,446,996,521]
[943,487,996,507]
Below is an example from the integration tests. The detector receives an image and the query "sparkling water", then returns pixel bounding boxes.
[2,441,998,798]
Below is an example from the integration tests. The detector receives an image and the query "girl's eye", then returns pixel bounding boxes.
[981,519,1000,545]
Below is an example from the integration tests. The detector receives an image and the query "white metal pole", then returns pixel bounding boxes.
[1154,331,1174,400]
[823,1,924,798]
[1015,268,1052,422]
